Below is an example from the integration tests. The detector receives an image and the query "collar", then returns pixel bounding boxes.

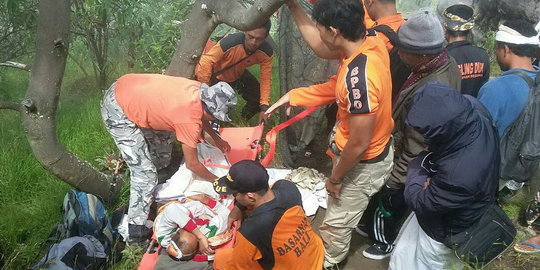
[446,40,471,49]
[375,13,404,27]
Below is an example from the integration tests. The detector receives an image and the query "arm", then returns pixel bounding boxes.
[196,42,225,83]
[404,155,474,215]
[202,120,231,153]
[191,227,215,255]
[259,55,273,107]
[326,114,376,199]
[286,0,341,59]
[265,75,337,116]
[182,143,218,181]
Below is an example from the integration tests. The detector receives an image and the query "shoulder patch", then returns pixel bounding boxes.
[346,54,370,114]
[257,41,274,57]
[366,29,377,37]
[219,32,245,52]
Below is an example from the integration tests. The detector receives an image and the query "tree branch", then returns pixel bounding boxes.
[204,0,285,30]
[0,61,30,71]
[0,101,23,112]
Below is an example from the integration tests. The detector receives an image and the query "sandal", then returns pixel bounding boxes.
[514,240,540,254]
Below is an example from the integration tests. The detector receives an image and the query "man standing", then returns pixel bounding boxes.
[442,4,490,97]
[364,0,405,52]
[360,11,462,260]
[196,21,273,121]
[477,19,540,200]
[267,0,394,267]
[390,81,499,269]
[212,160,324,270]
[363,0,408,104]
[100,74,237,243]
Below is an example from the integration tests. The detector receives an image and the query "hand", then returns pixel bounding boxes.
[325,178,342,200]
[214,137,231,153]
[258,111,268,124]
[198,237,215,255]
[227,205,243,230]
[423,177,431,189]
[265,93,291,117]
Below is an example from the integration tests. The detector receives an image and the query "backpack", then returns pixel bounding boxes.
[50,189,114,254]
[33,235,107,270]
[500,71,540,182]
[371,25,411,104]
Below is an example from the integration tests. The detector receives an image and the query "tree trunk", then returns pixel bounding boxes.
[20,0,118,202]
[277,2,333,168]
[165,0,286,78]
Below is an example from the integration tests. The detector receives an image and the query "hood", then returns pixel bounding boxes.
[406,81,480,154]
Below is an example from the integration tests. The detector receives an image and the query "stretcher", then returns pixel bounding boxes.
[219,124,264,165]
[138,108,317,269]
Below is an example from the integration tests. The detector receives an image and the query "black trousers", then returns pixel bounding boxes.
[211,70,261,119]
[360,185,409,252]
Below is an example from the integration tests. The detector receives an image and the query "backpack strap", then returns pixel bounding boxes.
[372,25,398,46]
[504,71,535,89]
[212,54,252,79]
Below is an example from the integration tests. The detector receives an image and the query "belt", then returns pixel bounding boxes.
[330,137,392,164]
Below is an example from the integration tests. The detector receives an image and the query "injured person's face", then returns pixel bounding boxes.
[167,229,199,260]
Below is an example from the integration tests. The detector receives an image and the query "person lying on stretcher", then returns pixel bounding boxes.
[153,194,231,261]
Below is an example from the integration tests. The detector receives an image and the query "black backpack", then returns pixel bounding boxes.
[500,71,540,182]
[371,25,411,104]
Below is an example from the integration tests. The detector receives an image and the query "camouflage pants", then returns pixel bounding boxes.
[100,83,173,226]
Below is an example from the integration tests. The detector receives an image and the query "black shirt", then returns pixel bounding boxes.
[447,40,490,97]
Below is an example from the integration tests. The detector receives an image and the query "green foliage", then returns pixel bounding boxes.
[478,30,502,77]
[0,0,38,62]
[132,0,194,73]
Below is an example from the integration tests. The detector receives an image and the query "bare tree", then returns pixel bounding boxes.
[0,0,118,202]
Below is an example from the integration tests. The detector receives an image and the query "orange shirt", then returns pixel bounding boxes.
[289,33,393,160]
[213,180,324,270]
[196,33,273,106]
[114,74,203,148]
[373,13,406,51]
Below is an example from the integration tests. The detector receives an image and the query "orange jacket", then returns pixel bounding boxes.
[196,33,274,106]
[289,32,393,160]
[213,181,324,270]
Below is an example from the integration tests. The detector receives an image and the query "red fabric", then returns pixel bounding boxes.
[260,107,318,167]
[206,199,217,208]
[183,220,197,232]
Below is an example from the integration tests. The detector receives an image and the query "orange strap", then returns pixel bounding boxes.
[203,158,231,170]
[260,107,318,167]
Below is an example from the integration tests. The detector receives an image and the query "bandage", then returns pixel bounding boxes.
[169,241,184,259]
[495,24,540,46]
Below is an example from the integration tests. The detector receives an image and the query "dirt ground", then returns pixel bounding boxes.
[310,207,389,270]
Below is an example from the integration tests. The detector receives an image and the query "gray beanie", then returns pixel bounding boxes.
[398,10,445,55]
[200,82,237,122]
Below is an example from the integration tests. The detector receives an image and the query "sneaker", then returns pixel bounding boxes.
[525,198,540,226]
[355,224,369,238]
[362,243,392,260]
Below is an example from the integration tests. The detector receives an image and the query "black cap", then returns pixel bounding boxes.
[213,160,269,195]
